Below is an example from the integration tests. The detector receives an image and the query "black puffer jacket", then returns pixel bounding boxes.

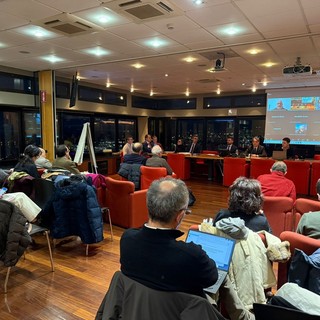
[0,200,31,267]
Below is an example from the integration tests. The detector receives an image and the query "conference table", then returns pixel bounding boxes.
[164,152,320,196]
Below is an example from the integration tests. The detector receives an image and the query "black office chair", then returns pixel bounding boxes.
[27,178,55,271]
[253,303,320,320]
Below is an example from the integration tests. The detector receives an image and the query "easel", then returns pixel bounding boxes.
[74,122,97,174]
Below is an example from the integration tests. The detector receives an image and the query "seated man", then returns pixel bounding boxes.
[142,134,153,154]
[123,142,146,165]
[52,145,80,175]
[120,177,254,320]
[296,179,320,238]
[225,136,238,156]
[245,136,267,157]
[35,148,52,169]
[188,134,202,154]
[122,136,134,156]
[146,145,173,175]
[281,137,295,159]
[257,161,296,201]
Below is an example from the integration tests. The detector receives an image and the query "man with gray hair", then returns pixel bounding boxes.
[123,142,146,165]
[257,161,296,201]
[146,145,173,175]
[120,177,255,320]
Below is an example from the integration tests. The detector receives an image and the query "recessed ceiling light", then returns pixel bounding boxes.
[263,81,268,86]
[217,88,221,95]
[263,62,275,68]
[225,27,238,35]
[144,38,167,48]
[42,55,64,63]
[193,0,205,4]
[82,46,109,56]
[248,49,260,55]
[150,89,154,96]
[16,25,57,39]
[252,87,256,92]
[165,73,168,77]
[132,63,144,69]
[183,56,196,63]
[106,81,111,88]
[130,85,134,93]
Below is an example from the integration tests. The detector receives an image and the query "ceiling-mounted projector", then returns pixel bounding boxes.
[283,56,312,76]
[283,65,312,75]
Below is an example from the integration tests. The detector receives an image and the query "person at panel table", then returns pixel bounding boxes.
[174,138,186,153]
[281,137,296,159]
[226,136,238,156]
[152,135,163,150]
[142,134,153,154]
[122,135,134,156]
[188,134,202,154]
[244,136,267,157]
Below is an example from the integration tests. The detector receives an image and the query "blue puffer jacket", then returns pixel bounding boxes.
[51,176,103,244]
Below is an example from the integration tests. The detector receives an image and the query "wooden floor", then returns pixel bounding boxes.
[0,176,229,320]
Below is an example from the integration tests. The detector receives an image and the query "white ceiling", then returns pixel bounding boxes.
[1,0,320,96]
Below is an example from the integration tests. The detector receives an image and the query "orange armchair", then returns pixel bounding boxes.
[166,153,190,180]
[249,158,275,179]
[262,196,294,237]
[140,167,167,190]
[278,231,320,289]
[222,157,249,187]
[105,177,148,228]
[293,198,320,230]
[284,160,311,195]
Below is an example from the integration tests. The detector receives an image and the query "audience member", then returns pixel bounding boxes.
[257,161,296,201]
[146,145,173,175]
[122,136,134,156]
[296,179,320,238]
[152,135,163,150]
[14,145,41,178]
[142,134,153,154]
[188,134,201,154]
[175,138,185,153]
[245,136,267,157]
[35,148,52,169]
[123,142,146,165]
[1,191,41,223]
[120,177,254,320]
[213,177,271,233]
[226,136,238,155]
[52,145,80,175]
[281,137,295,159]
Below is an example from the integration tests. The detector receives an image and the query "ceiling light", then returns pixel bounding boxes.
[193,0,205,4]
[132,63,144,69]
[150,89,154,96]
[106,81,111,88]
[225,27,238,35]
[217,88,221,95]
[185,89,190,97]
[252,87,256,92]
[263,81,267,86]
[145,38,167,48]
[82,46,109,57]
[130,85,134,93]
[42,55,64,63]
[15,25,57,39]
[263,62,275,68]
[183,56,196,63]
[165,73,168,77]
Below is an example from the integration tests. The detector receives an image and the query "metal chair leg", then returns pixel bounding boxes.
[106,208,114,242]
[44,230,54,272]
[4,267,11,294]
[85,244,89,256]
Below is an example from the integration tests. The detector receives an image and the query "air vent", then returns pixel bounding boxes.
[34,13,102,36]
[103,0,182,22]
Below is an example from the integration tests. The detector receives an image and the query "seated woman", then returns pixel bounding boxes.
[13,145,41,178]
[213,177,271,233]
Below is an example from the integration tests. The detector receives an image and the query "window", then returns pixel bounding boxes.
[118,119,137,150]
[206,119,235,150]
[0,72,34,94]
[94,117,116,152]
[24,112,41,146]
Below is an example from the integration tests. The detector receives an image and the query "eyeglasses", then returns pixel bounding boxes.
[180,207,192,215]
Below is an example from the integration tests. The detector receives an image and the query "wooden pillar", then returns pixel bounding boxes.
[38,70,56,162]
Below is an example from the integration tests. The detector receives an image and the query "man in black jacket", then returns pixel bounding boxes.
[120,177,254,320]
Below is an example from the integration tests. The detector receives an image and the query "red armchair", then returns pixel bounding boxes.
[105,177,148,228]
[222,157,249,187]
[293,198,320,230]
[249,158,275,179]
[262,196,294,237]
[140,166,167,190]
[166,153,190,180]
[278,231,320,289]
[284,160,311,195]
[310,161,320,196]
[314,155,320,160]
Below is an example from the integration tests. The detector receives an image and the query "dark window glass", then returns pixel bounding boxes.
[237,118,265,150]
[0,72,34,94]
[94,117,116,152]
[203,97,232,109]
[132,95,157,109]
[234,94,266,107]
[24,112,41,146]
[118,119,137,150]
[0,111,21,163]
[78,86,103,103]
[206,119,235,150]
[177,119,204,149]
[157,98,196,110]
[105,91,127,106]
[56,81,70,98]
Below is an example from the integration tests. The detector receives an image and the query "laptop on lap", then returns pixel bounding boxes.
[185,229,236,294]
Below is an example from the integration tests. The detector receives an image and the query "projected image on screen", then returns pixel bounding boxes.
[264,93,320,145]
